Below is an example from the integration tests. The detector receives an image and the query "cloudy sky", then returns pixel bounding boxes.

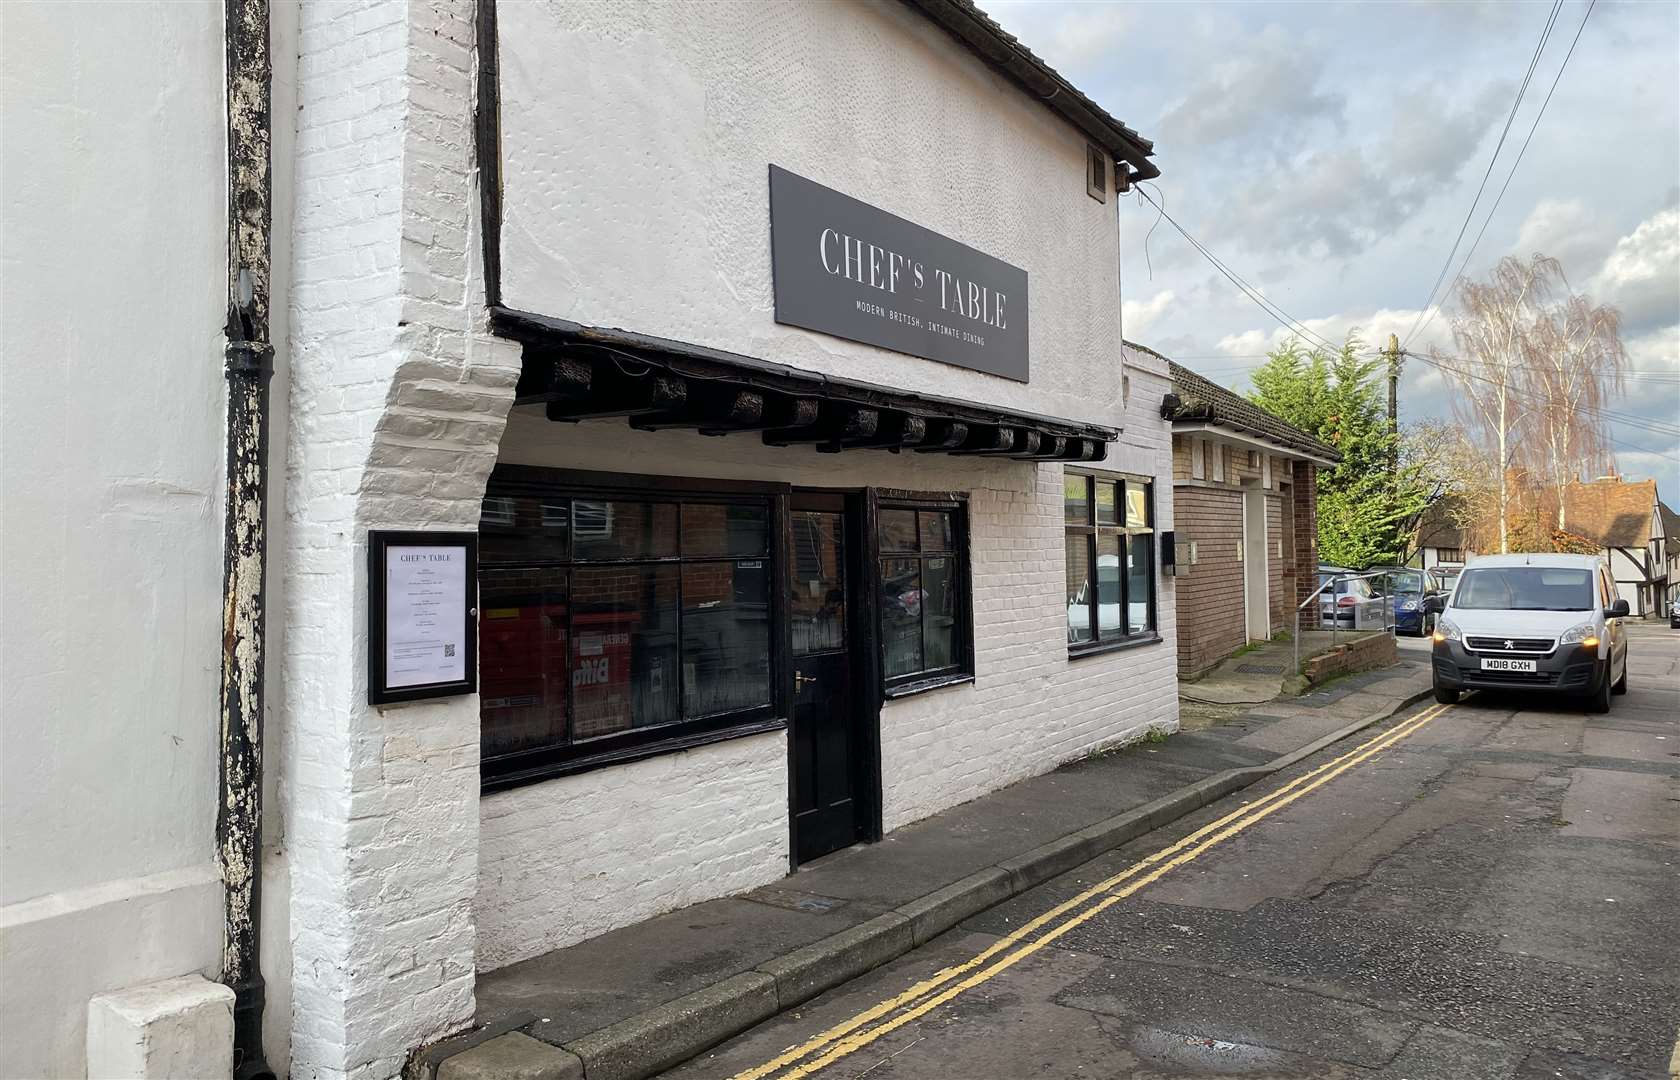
[985,0,1680,504]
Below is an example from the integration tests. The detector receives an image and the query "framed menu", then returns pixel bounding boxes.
[367,530,478,705]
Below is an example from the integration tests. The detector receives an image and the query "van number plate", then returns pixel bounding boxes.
[1481,657,1537,673]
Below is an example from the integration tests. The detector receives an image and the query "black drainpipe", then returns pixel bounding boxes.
[219,0,277,1077]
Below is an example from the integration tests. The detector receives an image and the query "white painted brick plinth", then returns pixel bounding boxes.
[86,975,234,1080]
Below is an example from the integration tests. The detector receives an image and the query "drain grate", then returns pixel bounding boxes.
[1235,662,1287,675]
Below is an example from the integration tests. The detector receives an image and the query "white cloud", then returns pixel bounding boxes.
[1121,289,1174,338]
[1513,199,1618,280]
[1625,325,1680,375]
[979,2,1131,73]
[1589,206,1680,329]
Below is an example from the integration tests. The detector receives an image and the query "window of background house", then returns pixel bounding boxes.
[477,480,775,787]
[878,500,971,690]
[1065,471,1157,651]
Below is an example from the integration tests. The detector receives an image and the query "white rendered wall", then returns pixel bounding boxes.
[480,345,1176,967]
[0,5,293,1077]
[495,0,1124,429]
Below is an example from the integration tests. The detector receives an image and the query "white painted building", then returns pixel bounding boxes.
[1,2,1178,1078]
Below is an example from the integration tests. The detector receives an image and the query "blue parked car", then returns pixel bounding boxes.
[1371,566,1450,635]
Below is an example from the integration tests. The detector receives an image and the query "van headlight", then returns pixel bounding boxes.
[1558,622,1599,648]
[1432,618,1461,644]
[1400,598,1419,611]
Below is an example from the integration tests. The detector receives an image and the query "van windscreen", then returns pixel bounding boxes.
[1453,567,1595,611]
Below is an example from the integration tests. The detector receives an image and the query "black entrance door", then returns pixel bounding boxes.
[789,494,867,863]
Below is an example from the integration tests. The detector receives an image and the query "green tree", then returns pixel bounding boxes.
[1248,335,1434,567]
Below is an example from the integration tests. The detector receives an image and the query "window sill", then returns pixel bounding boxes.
[883,670,975,700]
[1067,633,1163,661]
[480,716,788,794]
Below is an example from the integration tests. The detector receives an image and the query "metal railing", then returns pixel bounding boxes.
[1294,570,1397,675]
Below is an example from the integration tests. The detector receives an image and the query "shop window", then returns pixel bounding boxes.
[1065,470,1157,653]
[878,500,971,692]
[477,474,777,789]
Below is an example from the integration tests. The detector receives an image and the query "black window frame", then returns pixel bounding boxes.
[477,465,788,792]
[1064,469,1160,658]
[871,489,975,698]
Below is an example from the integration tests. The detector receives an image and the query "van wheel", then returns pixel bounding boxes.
[1612,661,1628,695]
[1433,685,1459,705]
[1586,669,1612,713]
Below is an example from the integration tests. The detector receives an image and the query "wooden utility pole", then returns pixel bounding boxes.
[1385,333,1401,474]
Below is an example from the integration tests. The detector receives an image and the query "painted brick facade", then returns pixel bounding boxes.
[283,2,520,1076]
[474,347,1179,972]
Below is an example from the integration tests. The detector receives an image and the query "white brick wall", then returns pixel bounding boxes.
[476,733,789,970]
[283,2,519,1077]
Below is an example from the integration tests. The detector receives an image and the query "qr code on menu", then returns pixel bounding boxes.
[443,644,456,657]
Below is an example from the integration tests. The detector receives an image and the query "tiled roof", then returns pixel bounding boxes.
[1135,345,1341,462]
[1661,501,1680,558]
[1562,479,1657,549]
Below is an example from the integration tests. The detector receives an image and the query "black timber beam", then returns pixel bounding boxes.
[948,426,1019,455]
[820,412,928,452]
[763,402,878,447]
[544,355,686,422]
[701,395,820,437]
[629,384,765,432]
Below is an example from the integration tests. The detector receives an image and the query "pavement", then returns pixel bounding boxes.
[1181,628,1403,705]
[425,655,1436,1080]
[664,620,1680,1080]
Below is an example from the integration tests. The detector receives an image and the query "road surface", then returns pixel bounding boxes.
[667,623,1680,1080]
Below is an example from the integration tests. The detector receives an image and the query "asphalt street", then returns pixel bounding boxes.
[666,623,1680,1080]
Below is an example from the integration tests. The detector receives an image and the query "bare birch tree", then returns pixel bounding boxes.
[1431,254,1558,553]
[1524,290,1626,528]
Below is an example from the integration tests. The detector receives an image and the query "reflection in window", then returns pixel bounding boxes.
[878,501,970,687]
[791,512,846,655]
[881,557,923,678]
[1065,472,1155,648]
[682,561,771,717]
[477,479,777,784]
[570,565,679,739]
[480,568,569,756]
[573,500,677,561]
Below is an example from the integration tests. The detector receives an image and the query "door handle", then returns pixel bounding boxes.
[795,672,816,689]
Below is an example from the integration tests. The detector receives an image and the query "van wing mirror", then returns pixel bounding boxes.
[1605,598,1630,618]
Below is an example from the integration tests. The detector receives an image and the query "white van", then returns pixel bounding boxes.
[1430,553,1630,712]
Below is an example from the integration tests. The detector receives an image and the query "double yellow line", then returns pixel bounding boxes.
[731,700,1453,1080]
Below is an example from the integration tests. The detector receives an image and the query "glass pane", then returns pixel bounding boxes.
[1098,531,1123,641]
[1125,483,1149,528]
[682,561,771,718]
[479,568,569,756]
[570,565,678,738]
[791,511,846,655]
[572,500,677,561]
[919,510,955,553]
[880,557,923,678]
[923,555,958,670]
[1127,532,1153,634]
[1095,481,1118,525]
[682,503,768,558]
[1063,474,1090,525]
[479,495,570,564]
[1065,532,1093,644]
[879,508,918,552]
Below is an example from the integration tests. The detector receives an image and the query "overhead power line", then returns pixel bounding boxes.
[1133,185,1353,358]
[1406,0,1597,348]
[1403,348,1680,439]
[1401,0,1563,347]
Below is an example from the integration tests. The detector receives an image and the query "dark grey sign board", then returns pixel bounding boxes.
[769,165,1029,383]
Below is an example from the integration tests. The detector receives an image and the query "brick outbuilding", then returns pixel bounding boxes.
[1134,349,1341,679]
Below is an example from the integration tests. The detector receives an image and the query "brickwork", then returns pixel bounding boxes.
[1301,632,1397,683]
[1170,483,1246,678]
[282,2,521,1076]
[1293,461,1321,608]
